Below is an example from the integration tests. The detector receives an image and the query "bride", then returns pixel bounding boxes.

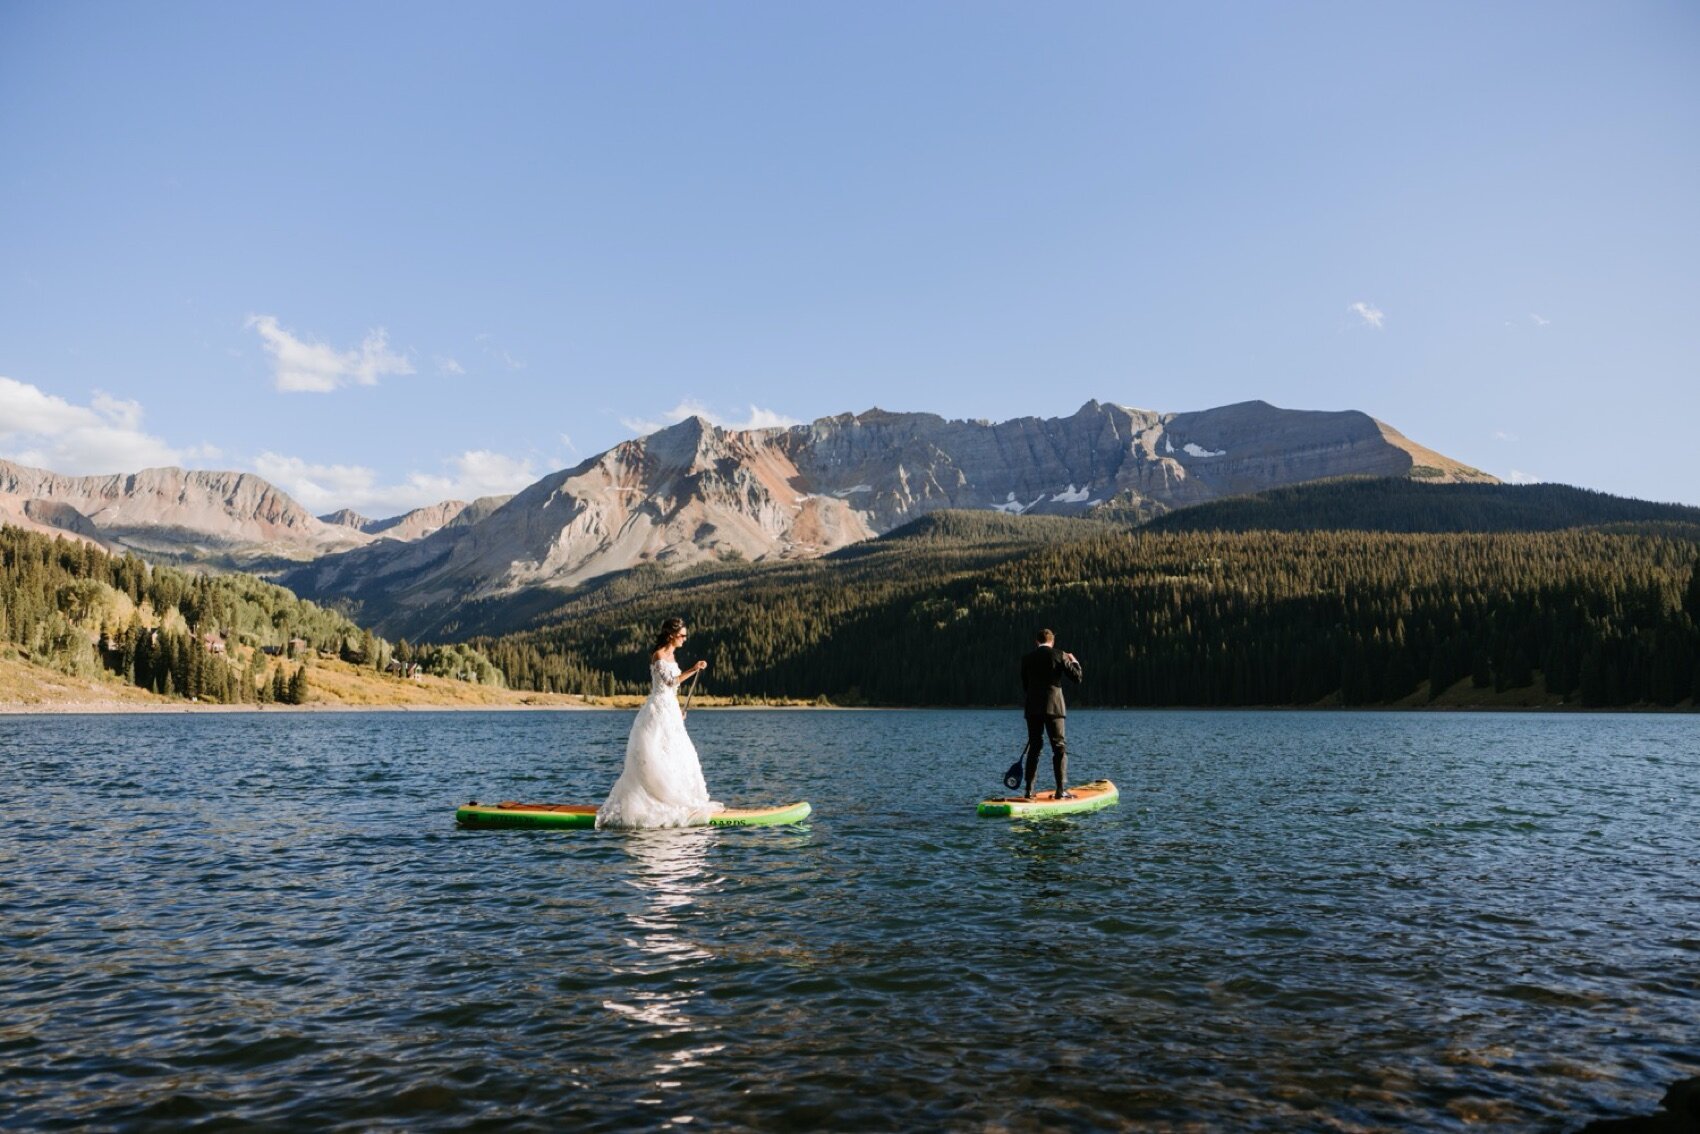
[596,617,724,830]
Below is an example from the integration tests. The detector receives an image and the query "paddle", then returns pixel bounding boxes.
[1003,740,1027,791]
[682,668,701,716]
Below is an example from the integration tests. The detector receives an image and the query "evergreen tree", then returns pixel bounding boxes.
[470,519,1700,709]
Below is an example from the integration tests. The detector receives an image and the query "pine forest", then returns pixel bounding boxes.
[475,512,1700,710]
[0,526,504,703]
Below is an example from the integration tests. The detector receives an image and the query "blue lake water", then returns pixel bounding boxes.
[1,709,1696,1131]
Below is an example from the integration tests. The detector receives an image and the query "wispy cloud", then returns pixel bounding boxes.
[253,448,539,516]
[1505,469,1541,485]
[0,375,211,474]
[436,356,465,375]
[247,314,414,393]
[1348,301,1386,330]
[475,333,526,371]
[620,399,802,437]
[1493,430,1519,442]
[1530,314,1550,327]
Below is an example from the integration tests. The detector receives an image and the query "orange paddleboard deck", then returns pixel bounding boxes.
[977,779,1118,818]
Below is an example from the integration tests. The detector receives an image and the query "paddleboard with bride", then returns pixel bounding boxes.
[456,799,812,830]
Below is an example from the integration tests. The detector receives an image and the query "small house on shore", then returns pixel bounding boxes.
[385,658,426,681]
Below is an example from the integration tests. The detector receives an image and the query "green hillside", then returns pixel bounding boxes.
[0,525,504,704]
[1138,477,1700,534]
[475,514,1700,709]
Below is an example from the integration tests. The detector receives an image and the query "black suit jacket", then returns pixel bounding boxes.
[1021,645,1083,719]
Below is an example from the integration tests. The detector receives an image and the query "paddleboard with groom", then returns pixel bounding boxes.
[978,629,1118,818]
[1020,628,1083,798]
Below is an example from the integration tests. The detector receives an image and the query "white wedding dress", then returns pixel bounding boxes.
[596,657,723,830]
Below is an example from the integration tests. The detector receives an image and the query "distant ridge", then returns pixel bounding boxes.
[319,508,372,530]
[0,456,369,563]
[364,499,478,541]
[1140,478,1700,534]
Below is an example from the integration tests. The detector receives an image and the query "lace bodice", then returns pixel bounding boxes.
[649,657,681,696]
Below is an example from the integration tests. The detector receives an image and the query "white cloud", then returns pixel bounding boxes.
[1505,469,1541,485]
[475,333,526,371]
[1530,314,1550,327]
[1348,301,1386,330]
[436,356,465,375]
[737,404,802,430]
[253,448,540,516]
[620,399,802,437]
[247,314,414,393]
[0,375,191,473]
[1493,430,1519,442]
[618,416,663,436]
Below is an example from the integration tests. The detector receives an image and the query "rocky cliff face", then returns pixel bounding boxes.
[283,399,1491,630]
[282,420,877,616]
[0,458,371,563]
[780,399,1488,524]
[0,493,111,549]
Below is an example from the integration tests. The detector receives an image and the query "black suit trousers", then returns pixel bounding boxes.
[1023,715,1066,791]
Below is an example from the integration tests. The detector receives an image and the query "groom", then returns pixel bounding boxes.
[1020,628,1083,799]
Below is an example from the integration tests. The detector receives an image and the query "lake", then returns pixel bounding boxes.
[1,709,1695,1131]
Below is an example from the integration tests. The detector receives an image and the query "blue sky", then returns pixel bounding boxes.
[2,1,1696,515]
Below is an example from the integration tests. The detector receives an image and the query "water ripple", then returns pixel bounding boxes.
[0,709,1695,1131]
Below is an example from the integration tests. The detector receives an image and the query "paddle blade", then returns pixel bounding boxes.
[1002,759,1024,790]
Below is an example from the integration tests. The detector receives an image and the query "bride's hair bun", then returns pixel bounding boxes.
[652,617,686,651]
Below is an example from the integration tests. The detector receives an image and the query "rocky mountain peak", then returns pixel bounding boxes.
[320,508,372,530]
[642,414,731,475]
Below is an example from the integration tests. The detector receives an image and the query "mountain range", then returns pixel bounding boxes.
[2,398,1492,632]
[0,458,491,566]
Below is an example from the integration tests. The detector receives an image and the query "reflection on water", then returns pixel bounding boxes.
[604,830,714,1030]
[601,830,726,1122]
[0,709,1695,1132]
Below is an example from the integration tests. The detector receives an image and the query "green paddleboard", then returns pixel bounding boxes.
[455,800,812,830]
